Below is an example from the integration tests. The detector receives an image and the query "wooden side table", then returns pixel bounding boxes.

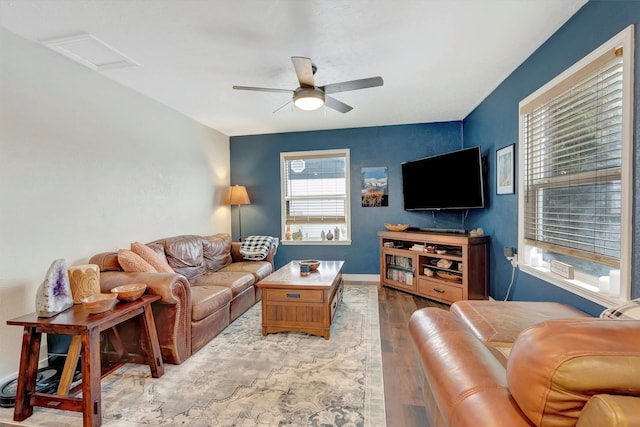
[7,294,163,427]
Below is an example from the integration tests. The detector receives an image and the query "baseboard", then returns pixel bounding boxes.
[343,274,379,283]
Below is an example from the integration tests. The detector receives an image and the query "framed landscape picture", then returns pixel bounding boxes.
[496,144,515,194]
[361,167,388,207]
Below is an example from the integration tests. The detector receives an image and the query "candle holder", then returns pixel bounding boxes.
[68,264,101,304]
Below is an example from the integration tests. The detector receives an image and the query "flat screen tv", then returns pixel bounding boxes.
[401,146,485,210]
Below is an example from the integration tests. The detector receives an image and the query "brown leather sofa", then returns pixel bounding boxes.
[409,300,640,427]
[89,233,276,364]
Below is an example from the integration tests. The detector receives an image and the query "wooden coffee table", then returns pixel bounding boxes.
[257,260,344,339]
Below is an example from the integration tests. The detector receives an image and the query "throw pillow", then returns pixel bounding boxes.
[600,298,640,320]
[131,241,175,273]
[117,249,158,273]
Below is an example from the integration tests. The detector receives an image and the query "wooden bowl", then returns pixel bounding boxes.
[110,283,147,302]
[300,260,321,271]
[81,293,118,314]
[384,223,410,232]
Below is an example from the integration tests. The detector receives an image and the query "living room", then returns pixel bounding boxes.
[1,0,639,425]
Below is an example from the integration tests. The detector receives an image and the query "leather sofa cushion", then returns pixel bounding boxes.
[190,284,232,322]
[219,261,272,282]
[202,234,233,272]
[576,395,640,427]
[508,318,640,427]
[191,271,254,297]
[89,252,122,271]
[451,300,590,346]
[155,235,208,279]
[147,234,234,279]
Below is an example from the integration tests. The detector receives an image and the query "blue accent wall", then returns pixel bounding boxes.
[230,122,481,273]
[230,0,639,316]
[463,0,640,315]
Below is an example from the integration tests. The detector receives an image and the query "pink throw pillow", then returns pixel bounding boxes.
[117,249,158,273]
[131,242,175,274]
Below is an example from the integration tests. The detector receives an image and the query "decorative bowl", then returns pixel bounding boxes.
[81,293,118,314]
[384,223,410,232]
[299,260,321,271]
[110,283,147,302]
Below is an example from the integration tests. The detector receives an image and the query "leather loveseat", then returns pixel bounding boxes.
[89,233,276,364]
[409,300,640,427]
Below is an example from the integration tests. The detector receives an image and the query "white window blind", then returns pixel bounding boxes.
[521,49,624,268]
[281,149,350,242]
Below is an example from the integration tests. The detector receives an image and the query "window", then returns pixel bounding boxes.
[518,26,634,306]
[280,149,351,244]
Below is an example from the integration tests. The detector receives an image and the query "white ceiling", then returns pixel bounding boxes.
[0,0,587,137]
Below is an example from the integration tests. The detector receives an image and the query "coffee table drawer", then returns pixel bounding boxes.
[264,289,324,303]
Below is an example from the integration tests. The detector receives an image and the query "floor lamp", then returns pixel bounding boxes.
[226,185,251,241]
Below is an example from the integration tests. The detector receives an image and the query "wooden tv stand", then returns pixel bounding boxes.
[378,230,489,304]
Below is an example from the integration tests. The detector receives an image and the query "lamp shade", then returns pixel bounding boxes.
[226,185,251,205]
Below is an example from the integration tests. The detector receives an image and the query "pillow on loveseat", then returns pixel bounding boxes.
[600,298,640,320]
[117,249,157,273]
[131,241,175,273]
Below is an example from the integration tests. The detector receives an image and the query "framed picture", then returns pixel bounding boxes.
[361,167,388,207]
[496,144,515,194]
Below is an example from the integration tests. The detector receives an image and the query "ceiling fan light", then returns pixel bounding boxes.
[293,88,325,111]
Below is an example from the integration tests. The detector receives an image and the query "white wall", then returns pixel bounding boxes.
[0,28,231,380]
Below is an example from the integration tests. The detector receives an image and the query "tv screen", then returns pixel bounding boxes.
[401,146,485,210]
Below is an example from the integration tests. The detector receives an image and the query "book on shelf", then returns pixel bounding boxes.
[384,242,405,249]
[386,268,414,285]
[386,254,413,269]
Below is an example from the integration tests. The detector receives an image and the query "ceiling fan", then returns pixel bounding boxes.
[233,56,383,113]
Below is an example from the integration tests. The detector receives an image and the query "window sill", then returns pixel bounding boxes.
[519,264,627,308]
[281,239,352,246]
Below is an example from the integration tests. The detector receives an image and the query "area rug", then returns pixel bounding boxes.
[0,283,386,426]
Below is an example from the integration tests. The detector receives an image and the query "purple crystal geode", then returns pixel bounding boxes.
[35,259,73,317]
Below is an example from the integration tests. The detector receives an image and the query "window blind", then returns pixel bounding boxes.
[283,152,347,225]
[521,48,623,268]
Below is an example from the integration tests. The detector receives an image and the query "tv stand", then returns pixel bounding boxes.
[378,230,489,304]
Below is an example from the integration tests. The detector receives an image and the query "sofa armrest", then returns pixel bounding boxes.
[99,270,192,364]
[409,308,533,427]
[508,319,640,427]
[576,394,640,427]
[99,271,188,306]
[230,241,277,269]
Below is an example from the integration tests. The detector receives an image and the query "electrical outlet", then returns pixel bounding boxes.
[504,246,518,267]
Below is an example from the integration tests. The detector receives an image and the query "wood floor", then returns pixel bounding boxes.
[377,284,449,427]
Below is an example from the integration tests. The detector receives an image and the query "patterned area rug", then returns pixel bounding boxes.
[0,284,385,426]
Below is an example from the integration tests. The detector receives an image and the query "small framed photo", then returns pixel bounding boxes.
[496,144,515,194]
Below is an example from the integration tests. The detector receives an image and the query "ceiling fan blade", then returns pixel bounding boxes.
[325,96,353,113]
[273,100,292,113]
[322,76,384,95]
[232,85,293,94]
[291,56,315,88]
